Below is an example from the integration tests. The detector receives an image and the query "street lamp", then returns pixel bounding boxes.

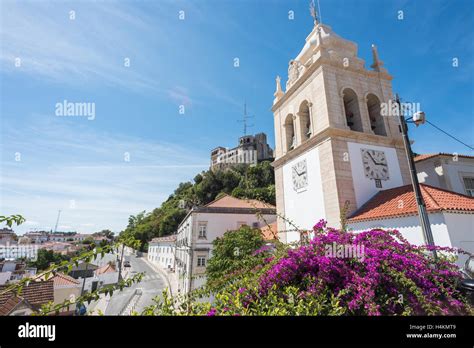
[396,94,438,261]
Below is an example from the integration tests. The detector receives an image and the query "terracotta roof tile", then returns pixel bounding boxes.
[348,184,474,223]
[0,280,54,311]
[37,272,80,286]
[95,263,117,275]
[150,234,177,243]
[414,153,474,163]
[205,194,275,209]
[0,295,28,315]
[260,222,279,241]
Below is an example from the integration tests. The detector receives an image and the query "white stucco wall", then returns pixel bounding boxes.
[445,161,474,194]
[347,142,404,208]
[282,146,326,243]
[417,157,474,195]
[148,241,175,269]
[443,213,474,265]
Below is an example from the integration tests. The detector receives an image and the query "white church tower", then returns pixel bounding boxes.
[272,13,411,243]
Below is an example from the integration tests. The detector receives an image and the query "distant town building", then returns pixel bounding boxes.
[0,261,37,284]
[24,231,49,244]
[0,228,16,245]
[23,231,90,244]
[210,133,274,171]
[175,194,276,294]
[148,235,176,270]
[415,153,474,197]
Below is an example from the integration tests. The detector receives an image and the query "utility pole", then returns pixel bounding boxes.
[396,94,437,261]
[118,243,125,281]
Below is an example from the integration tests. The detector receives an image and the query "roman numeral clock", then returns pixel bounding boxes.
[361,149,389,188]
[292,159,308,192]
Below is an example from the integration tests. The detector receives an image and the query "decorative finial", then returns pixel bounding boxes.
[309,0,320,26]
[274,75,284,103]
[370,44,384,72]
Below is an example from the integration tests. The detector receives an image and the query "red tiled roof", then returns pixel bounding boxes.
[0,280,54,311]
[205,194,275,209]
[150,234,177,243]
[260,222,279,241]
[348,184,474,223]
[0,295,29,315]
[38,272,80,286]
[95,263,117,275]
[414,153,474,163]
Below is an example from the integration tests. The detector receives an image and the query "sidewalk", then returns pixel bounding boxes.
[142,257,178,297]
[88,293,112,315]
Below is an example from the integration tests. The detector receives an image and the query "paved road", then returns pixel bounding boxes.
[105,252,166,315]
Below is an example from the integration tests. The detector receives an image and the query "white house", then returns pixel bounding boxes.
[175,194,276,295]
[347,184,474,266]
[24,231,49,244]
[148,235,176,270]
[416,153,474,197]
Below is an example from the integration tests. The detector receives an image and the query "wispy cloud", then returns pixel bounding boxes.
[0,117,209,234]
[0,1,167,93]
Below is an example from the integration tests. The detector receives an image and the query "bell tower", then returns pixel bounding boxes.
[272,18,411,243]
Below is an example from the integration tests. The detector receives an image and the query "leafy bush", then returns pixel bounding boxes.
[206,226,266,286]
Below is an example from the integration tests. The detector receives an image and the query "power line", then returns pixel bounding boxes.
[425,120,474,151]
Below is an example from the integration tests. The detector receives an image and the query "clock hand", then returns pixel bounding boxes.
[368,153,385,166]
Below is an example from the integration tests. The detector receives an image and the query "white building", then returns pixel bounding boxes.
[347,184,474,267]
[24,231,49,244]
[175,194,276,295]
[148,235,176,270]
[416,153,474,197]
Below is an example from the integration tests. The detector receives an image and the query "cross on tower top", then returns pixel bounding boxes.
[309,0,320,26]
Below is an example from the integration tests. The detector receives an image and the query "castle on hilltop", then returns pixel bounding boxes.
[210,133,274,171]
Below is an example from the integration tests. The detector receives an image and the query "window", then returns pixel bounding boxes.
[463,177,474,196]
[198,223,207,239]
[197,256,206,267]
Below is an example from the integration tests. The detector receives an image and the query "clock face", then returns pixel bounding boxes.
[292,159,308,192]
[361,149,389,180]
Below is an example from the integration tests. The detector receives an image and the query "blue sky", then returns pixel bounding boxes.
[1,0,473,234]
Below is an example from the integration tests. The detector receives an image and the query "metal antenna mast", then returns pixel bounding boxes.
[237,102,254,135]
[54,210,61,233]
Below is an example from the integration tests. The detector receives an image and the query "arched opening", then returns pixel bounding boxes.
[298,101,311,142]
[284,114,295,151]
[342,88,363,132]
[366,94,386,136]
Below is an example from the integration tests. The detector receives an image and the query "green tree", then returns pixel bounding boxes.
[120,161,275,251]
[28,249,70,271]
[206,226,265,284]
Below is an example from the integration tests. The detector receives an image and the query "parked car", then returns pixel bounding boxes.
[123,260,131,268]
[459,255,474,305]
[460,255,474,279]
